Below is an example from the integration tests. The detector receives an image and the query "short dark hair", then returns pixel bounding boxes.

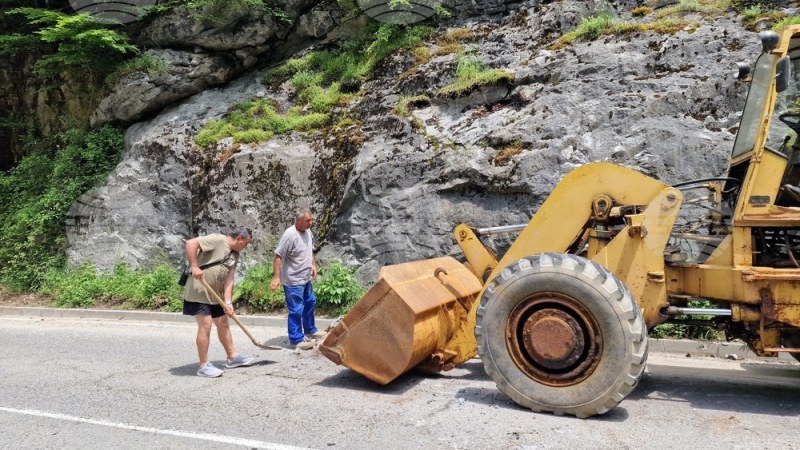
[228,226,253,239]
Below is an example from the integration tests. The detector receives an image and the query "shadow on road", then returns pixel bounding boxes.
[452,386,632,422]
[315,366,427,395]
[629,370,800,416]
[168,359,277,377]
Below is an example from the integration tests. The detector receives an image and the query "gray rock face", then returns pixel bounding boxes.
[90,0,335,127]
[67,1,794,283]
[91,49,243,126]
[135,5,286,51]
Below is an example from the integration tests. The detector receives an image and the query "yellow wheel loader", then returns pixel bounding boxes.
[320,26,800,418]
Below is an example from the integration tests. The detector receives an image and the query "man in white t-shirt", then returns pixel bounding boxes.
[270,208,323,350]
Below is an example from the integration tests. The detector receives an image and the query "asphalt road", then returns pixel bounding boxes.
[1,315,799,449]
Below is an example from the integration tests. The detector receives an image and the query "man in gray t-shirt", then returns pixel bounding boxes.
[270,207,323,350]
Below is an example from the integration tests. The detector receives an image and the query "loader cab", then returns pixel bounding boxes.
[727,28,800,211]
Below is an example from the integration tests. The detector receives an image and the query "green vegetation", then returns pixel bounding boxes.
[195,99,328,147]
[649,300,724,340]
[105,53,169,87]
[653,0,729,18]
[741,4,764,20]
[313,260,366,314]
[773,16,800,31]
[554,11,688,49]
[563,12,620,42]
[40,263,184,310]
[187,0,291,24]
[739,5,786,30]
[436,55,515,98]
[196,23,432,147]
[552,0,743,49]
[4,8,138,78]
[394,95,431,116]
[232,264,286,312]
[0,127,125,290]
[234,260,366,314]
[492,140,526,166]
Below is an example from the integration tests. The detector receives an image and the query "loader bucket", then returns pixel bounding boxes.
[319,256,483,385]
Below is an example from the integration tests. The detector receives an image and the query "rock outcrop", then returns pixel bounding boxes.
[67,0,796,283]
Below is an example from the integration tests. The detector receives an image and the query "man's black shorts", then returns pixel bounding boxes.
[183,300,225,318]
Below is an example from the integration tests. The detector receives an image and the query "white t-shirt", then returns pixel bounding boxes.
[275,226,313,286]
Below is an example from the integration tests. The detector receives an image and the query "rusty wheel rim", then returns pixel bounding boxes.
[506,292,603,387]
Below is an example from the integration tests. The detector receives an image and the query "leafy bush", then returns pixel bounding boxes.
[0,127,125,290]
[187,0,291,25]
[39,263,184,310]
[233,264,286,312]
[314,260,366,313]
[234,260,366,314]
[5,8,138,78]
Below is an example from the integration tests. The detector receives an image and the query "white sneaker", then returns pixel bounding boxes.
[226,354,255,369]
[197,362,224,378]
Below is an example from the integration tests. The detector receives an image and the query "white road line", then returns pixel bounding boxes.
[0,406,309,450]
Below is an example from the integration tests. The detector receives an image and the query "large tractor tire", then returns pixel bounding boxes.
[476,253,648,418]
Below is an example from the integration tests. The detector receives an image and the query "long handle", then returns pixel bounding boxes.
[199,278,280,350]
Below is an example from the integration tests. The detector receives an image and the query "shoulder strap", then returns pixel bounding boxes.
[198,254,229,270]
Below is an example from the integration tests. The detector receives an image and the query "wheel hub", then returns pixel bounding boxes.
[507,293,602,386]
[523,309,585,370]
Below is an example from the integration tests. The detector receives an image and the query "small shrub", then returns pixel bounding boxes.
[233,264,285,312]
[314,260,365,314]
[105,53,169,87]
[740,4,762,20]
[136,264,184,309]
[187,0,291,25]
[40,264,99,308]
[37,263,184,309]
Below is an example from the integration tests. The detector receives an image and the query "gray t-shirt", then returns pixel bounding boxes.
[275,225,313,286]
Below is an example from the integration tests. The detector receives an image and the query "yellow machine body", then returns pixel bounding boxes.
[321,26,800,411]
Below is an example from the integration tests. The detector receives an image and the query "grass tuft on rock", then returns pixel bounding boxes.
[195,23,432,147]
[436,55,514,98]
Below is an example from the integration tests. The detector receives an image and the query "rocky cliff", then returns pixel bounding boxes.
[62,0,798,283]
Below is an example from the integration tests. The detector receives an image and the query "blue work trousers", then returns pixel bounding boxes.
[283,282,317,344]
